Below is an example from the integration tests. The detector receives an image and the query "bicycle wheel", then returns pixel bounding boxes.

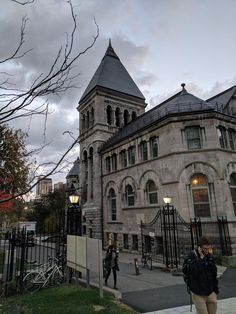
[147,257,152,270]
[23,272,43,293]
[52,268,64,285]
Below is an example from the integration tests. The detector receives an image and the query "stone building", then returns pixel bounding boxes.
[78,41,236,253]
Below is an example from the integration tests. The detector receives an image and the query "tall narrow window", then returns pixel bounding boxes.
[89,147,93,199]
[230,173,236,215]
[186,126,202,149]
[86,111,90,128]
[191,174,210,217]
[228,128,236,150]
[146,180,158,204]
[218,126,228,148]
[132,111,137,121]
[126,184,135,206]
[124,110,129,126]
[120,150,127,168]
[83,150,88,203]
[128,146,135,165]
[108,188,116,221]
[105,157,111,173]
[115,108,120,127]
[140,141,148,161]
[91,107,94,125]
[150,137,158,158]
[111,153,117,171]
[82,114,86,130]
[107,105,112,125]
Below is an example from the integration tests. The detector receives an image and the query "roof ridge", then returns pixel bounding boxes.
[206,84,236,102]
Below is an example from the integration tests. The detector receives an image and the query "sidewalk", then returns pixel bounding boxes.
[144,297,236,314]
[113,251,236,313]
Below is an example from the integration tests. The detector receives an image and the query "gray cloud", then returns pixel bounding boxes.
[1,0,236,184]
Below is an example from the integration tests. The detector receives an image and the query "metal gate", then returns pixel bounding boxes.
[141,205,232,269]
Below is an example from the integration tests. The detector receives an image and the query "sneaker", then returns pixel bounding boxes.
[113,285,118,290]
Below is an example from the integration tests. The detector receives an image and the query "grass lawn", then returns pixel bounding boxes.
[0,284,136,314]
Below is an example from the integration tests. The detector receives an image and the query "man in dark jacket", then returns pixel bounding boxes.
[183,236,218,314]
[104,243,119,289]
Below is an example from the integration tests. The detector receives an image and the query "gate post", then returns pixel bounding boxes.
[218,216,232,256]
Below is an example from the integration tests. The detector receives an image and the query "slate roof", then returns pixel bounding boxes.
[99,84,214,152]
[206,85,236,109]
[66,157,80,178]
[79,41,145,103]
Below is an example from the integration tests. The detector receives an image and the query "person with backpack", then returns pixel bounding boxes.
[182,236,218,314]
[104,243,119,289]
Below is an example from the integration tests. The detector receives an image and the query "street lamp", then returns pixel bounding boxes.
[163,196,172,205]
[67,193,82,236]
[69,194,80,205]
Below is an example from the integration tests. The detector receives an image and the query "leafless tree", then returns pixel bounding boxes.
[0,0,99,203]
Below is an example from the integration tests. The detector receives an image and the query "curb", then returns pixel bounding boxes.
[73,277,122,299]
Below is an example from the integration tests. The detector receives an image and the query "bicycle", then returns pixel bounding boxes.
[141,253,152,270]
[23,256,64,293]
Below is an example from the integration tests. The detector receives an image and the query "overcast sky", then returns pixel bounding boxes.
[1,0,236,186]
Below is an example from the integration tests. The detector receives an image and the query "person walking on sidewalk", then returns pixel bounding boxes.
[104,243,119,289]
[183,236,219,314]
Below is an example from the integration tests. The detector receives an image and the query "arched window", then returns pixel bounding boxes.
[230,173,236,215]
[146,180,158,204]
[132,111,137,121]
[191,174,210,217]
[107,105,112,125]
[124,110,129,126]
[108,188,116,221]
[115,108,120,127]
[126,184,135,206]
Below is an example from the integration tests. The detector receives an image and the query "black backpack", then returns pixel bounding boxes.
[182,252,196,312]
[182,255,192,288]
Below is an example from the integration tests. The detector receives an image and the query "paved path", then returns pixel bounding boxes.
[93,251,236,313]
[144,297,236,314]
[114,252,236,313]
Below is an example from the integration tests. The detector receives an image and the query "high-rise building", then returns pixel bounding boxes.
[54,182,65,191]
[36,177,52,197]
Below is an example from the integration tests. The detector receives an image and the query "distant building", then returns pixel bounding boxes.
[36,177,52,198]
[54,182,65,191]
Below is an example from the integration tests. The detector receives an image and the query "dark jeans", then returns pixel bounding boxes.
[105,267,117,286]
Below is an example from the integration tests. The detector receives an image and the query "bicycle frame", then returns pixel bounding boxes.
[34,263,62,287]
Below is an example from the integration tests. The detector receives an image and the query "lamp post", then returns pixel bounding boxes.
[67,193,82,236]
[163,196,172,207]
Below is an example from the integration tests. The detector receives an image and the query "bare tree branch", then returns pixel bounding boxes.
[11,0,34,5]
[0,0,99,204]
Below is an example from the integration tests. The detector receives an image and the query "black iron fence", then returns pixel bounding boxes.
[141,206,232,269]
[0,220,66,297]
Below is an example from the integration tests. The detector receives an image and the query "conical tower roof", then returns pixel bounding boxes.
[79,40,145,103]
